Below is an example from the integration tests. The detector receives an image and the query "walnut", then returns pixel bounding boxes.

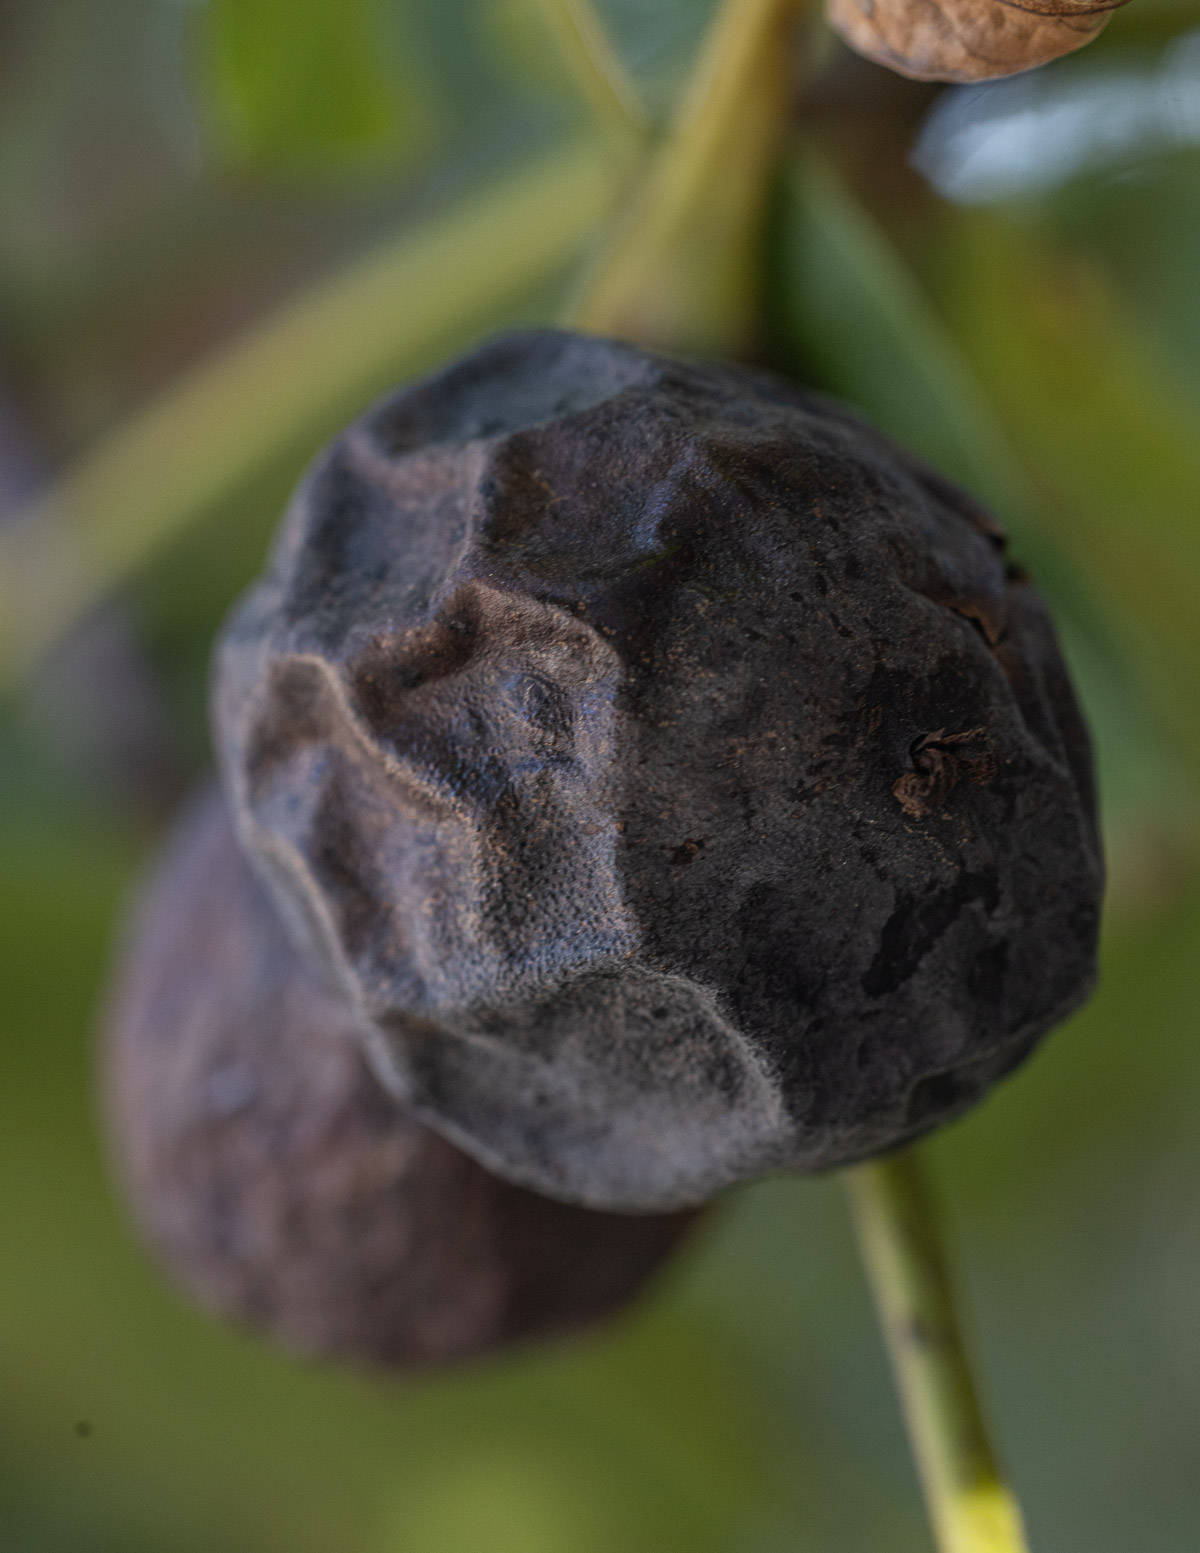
[826,0,1130,82]
[214,329,1102,1212]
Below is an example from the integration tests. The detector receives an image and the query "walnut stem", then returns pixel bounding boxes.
[567,0,811,357]
[846,1150,1031,1553]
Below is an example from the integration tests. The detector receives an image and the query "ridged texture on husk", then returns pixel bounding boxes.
[215,329,1103,1211]
[826,0,1128,82]
[103,787,697,1366]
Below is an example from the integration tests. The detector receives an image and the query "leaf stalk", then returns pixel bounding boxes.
[846,1150,1031,1553]
[569,0,809,356]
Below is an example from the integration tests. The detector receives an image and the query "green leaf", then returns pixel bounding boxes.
[201,0,431,172]
[769,150,1029,523]
[1088,0,1200,50]
[936,209,1200,780]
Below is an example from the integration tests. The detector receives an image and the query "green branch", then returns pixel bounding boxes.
[570,0,808,357]
[846,1150,1031,1553]
[532,0,651,154]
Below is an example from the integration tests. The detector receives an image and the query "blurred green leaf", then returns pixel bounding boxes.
[769,150,1028,522]
[1048,149,1200,404]
[0,791,769,1553]
[485,0,589,109]
[0,139,621,691]
[1090,0,1200,50]
[483,0,650,151]
[201,0,432,171]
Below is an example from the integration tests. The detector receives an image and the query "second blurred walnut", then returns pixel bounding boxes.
[827,0,1127,83]
[102,788,698,1369]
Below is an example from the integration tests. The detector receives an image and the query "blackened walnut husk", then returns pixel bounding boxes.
[103,788,697,1366]
[215,329,1103,1212]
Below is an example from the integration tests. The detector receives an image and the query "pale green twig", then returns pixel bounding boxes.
[0,142,622,689]
[532,0,651,153]
[846,1150,1031,1553]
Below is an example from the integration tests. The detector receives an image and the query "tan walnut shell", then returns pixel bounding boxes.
[827,0,1131,83]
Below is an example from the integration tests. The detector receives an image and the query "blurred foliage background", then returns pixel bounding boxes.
[3,1,1200,1549]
